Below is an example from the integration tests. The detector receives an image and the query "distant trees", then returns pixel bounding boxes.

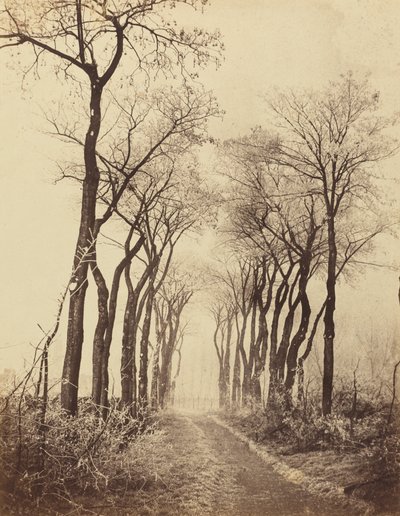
[211,297,235,409]
[0,0,221,415]
[108,155,211,416]
[217,137,327,409]
[152,269,194,409]
[213,74,396,414]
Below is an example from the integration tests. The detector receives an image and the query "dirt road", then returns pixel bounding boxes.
[157,412,351,516]
[82,412,358,515]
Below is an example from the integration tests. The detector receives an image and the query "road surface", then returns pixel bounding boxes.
[156,412,352,516]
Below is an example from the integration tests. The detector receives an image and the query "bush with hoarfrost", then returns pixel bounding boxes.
[0,395,167,513]
[227,379,399,470]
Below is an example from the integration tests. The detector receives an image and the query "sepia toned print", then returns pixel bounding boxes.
[0,1,399,514]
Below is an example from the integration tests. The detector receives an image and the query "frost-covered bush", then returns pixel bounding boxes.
[372,433,400,478]
[0,395,165,513]
[227,377,397,458]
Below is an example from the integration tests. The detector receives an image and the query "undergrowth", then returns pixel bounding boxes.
[0,395,165,514]
[226,380,400,483]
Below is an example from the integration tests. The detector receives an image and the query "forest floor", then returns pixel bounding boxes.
[60,410,382,516]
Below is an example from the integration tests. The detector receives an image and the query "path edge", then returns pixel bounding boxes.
[211,414,375,515]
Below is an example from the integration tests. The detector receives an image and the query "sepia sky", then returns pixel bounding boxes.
[0,0,400,396]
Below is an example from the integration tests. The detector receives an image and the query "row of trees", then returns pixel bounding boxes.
[0,3,396,423]
[211,75,396,415]
[0,0,222,415]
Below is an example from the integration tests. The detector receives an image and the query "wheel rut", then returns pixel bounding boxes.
[188,413,350,516]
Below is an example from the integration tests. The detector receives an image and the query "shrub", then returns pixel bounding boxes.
[227,377,398,459]
[0,395,162,514]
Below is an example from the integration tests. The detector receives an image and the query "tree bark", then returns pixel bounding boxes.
[91,261,109,407]
[170,346,183,407]
[242,299,257,405]
[284,290,311,393]
[276,280,300,382]
[121,292,138,410]
[296,299,326,402]
[267,265,293,406]
[223,316,232,408]
[92,172,159,410]
[251,316,268,404]
[238,311,250,406]
[138,279,155,412]
[322,218,337,415]
[150,337,161,409]
[120,261,139,413]
[96,235,144,416]
[251,262,274,405]
[120,257,155,415]
[285,250,313,396]
[159,321,178,408]
[61,80,103,415]
[232,315,240,408]
[151,301,166,409]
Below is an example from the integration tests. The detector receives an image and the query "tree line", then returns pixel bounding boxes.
[211,75,397,415]
[0,2,397,423]
[0,0,222,417]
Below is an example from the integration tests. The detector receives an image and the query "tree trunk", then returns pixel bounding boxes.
[223,317,232,409]
[120,256,152,416]
[159,331,176,408]
[138,280,155,412]
[285,291,311,394]
[171,348,183,407]
[242,300,257,405]
[159,363,168,409]
[268,305,280,406]
[218,363,227,409]
[267,266,293,407]
[285,255,312,396]
[322,219,337,415]
[150,334,162,409]
[232,343,241,407]
[251,316,268,404]
[251,263,273,405]
[238,335,249,405]
[276,290,300,382]
[91,262,109,407]
[120,293,138,411]
[296,300,326,402]
[97,235,144,416]
[241,369,251,405]
[165,359,174,406]
[61,81,103,415]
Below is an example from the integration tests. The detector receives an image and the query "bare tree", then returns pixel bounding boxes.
[221,76,396,413]
[0,0,221,415]
[211,302,228,409]
[169,325,187,406]
[269,74,397,414]
[85,87,218,412]
[153,270,193,409]
[215,259,255,405]
[221,137,326,406]
[114,154,212,414]
[91,227,144,409]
